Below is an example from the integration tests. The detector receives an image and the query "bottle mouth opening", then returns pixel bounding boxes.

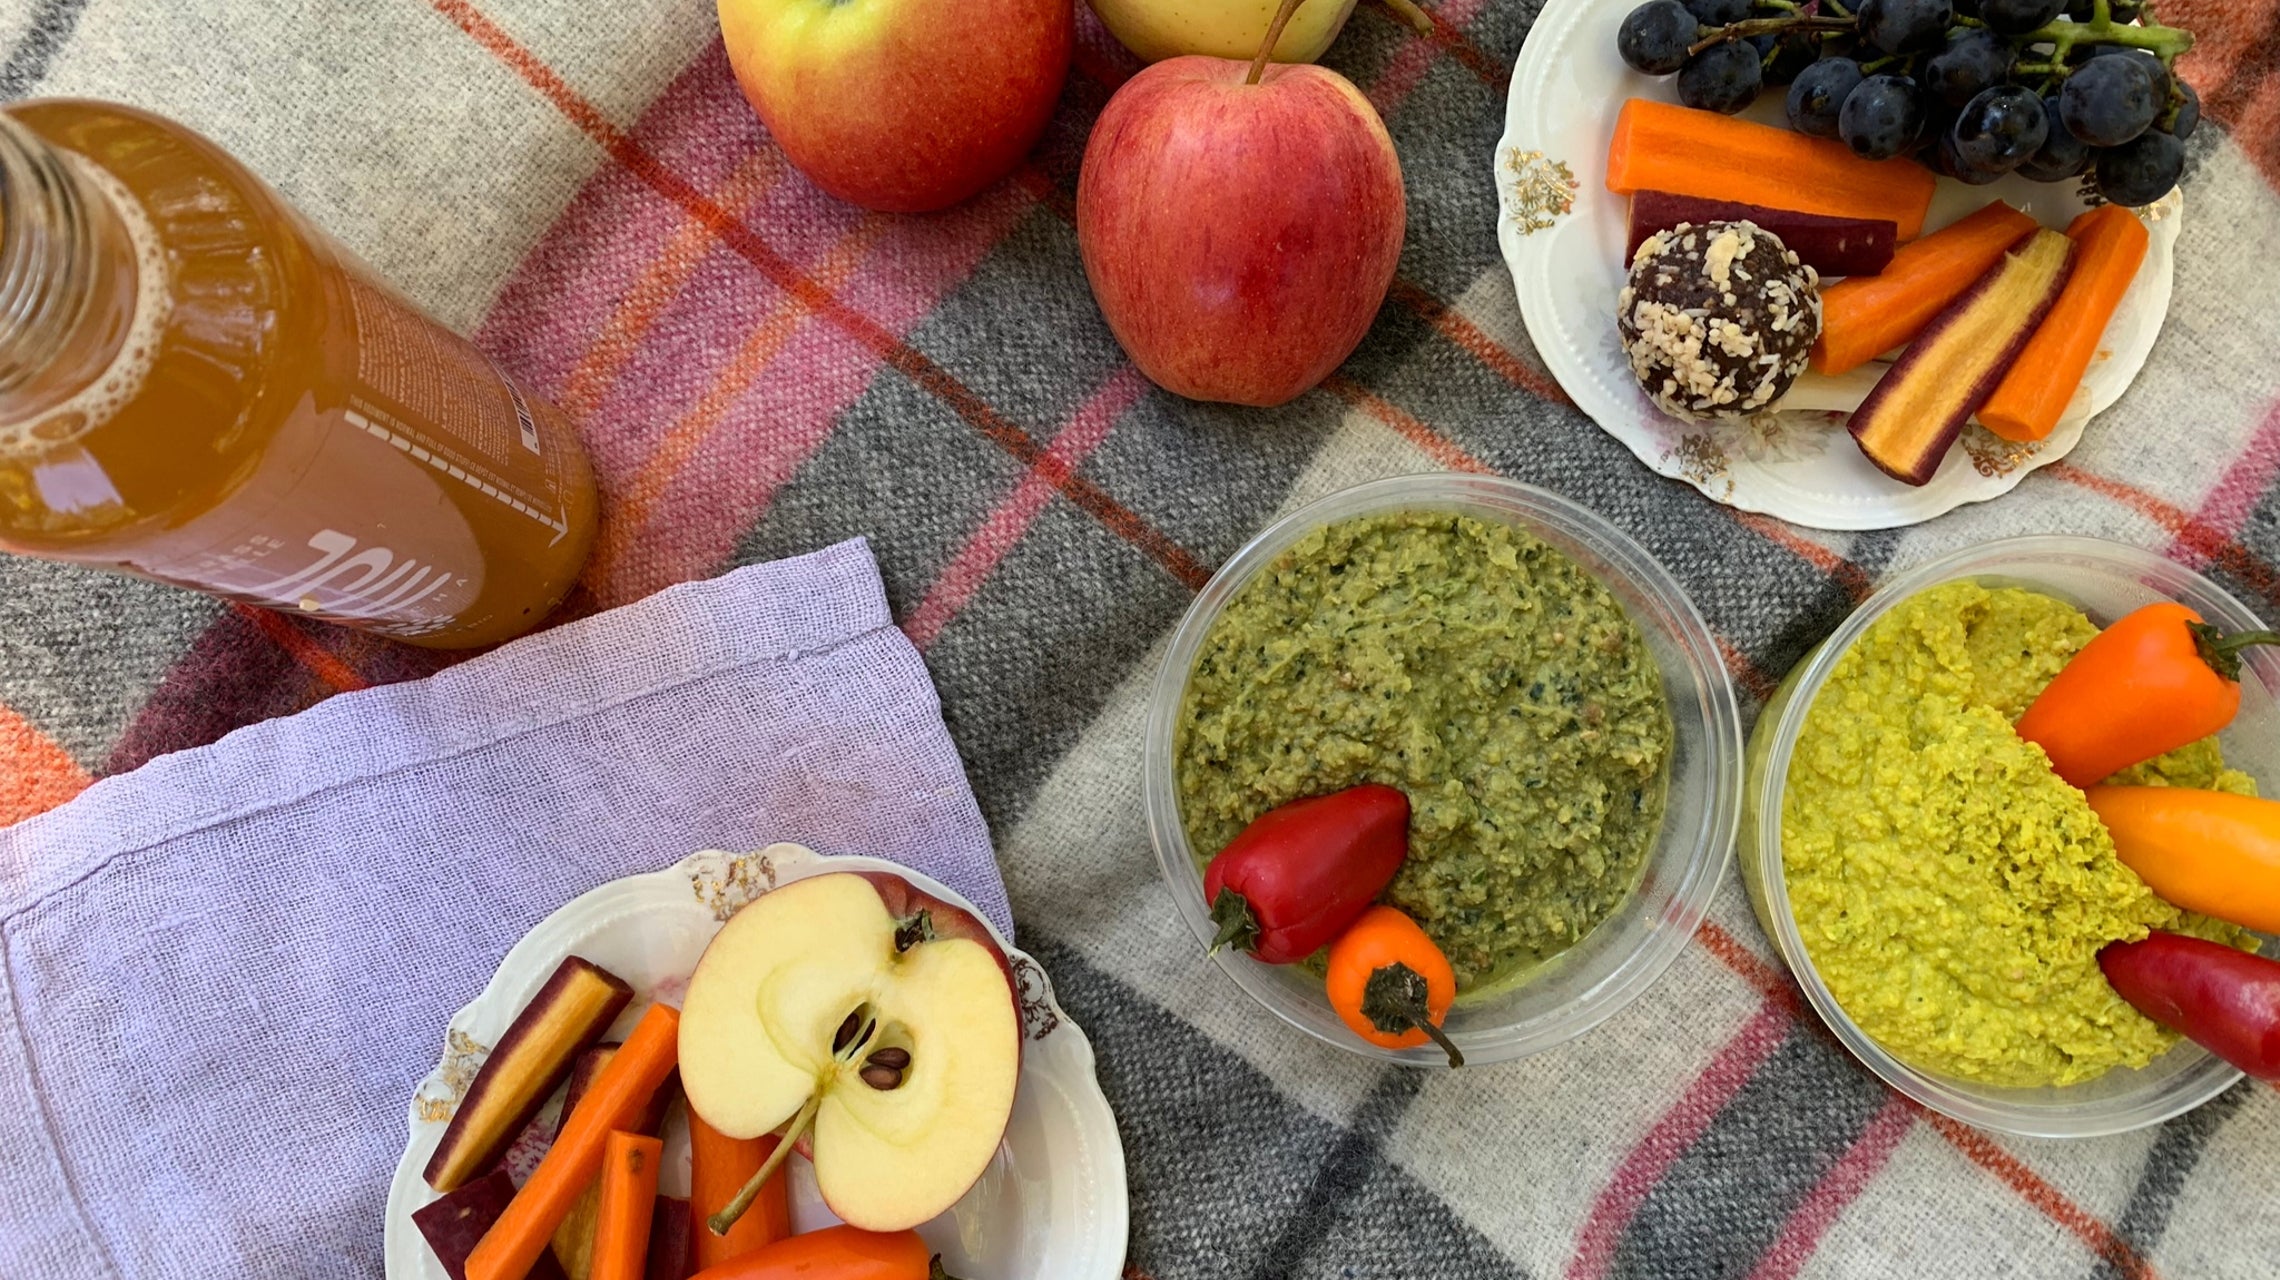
[0,112,105,403]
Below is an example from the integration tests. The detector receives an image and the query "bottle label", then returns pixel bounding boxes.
[338,273,576,548]
[134,264,585,638]
[242,528,469,626]
[135,413,490,636]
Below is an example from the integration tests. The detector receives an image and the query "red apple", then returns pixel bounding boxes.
[678,872,1022,1232]
[1076,25,1405,406]
[718,0,1073,213]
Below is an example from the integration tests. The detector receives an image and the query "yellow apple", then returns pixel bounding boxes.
[1087,0,1360,64]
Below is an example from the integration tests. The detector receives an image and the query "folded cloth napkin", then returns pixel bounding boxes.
[0,539,1003,1279]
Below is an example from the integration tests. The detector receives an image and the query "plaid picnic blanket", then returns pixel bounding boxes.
[4,0,2279,1276]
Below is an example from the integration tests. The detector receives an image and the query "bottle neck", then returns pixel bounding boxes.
[0,111,139,430]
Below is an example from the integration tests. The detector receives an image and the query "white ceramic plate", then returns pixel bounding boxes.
[383,845,1129,1280]
[1495,0,2181,530]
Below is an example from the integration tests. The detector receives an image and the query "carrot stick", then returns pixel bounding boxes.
[1810,200,2041,375]
[1605,99,1938,239]
[688,1112,787,1270]
[589,1131,664,1280]
[468,1004,681,1280]
[686,1226,939,1280]
[1978,203,2151,442]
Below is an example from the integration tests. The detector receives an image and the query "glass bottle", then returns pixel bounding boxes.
[0,99,598,649]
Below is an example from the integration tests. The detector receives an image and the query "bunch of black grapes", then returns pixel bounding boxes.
[1616,0,2199,206]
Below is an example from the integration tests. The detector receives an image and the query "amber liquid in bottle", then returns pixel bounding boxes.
[0,100,597,648]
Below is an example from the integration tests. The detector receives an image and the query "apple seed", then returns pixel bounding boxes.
[859,1046,912,1090]
[831,1004,879,1060]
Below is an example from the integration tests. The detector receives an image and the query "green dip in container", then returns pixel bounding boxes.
[1174,510,1673,994]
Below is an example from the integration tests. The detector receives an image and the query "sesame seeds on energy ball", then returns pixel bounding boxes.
[1618,220,1822,423]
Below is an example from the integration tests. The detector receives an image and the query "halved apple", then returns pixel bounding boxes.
[677,872,1021,1233]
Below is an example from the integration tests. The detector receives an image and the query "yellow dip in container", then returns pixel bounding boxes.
[1782,580,2254,1088]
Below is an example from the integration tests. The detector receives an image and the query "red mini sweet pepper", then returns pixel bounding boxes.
[2099,930,2280,1081]
[1202,784,1411,965]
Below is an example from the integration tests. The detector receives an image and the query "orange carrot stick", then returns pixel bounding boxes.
[686,1226,942,1280]
[688,1112,787,1270]
[1605,99,1938,239]
[467,1004,681,1280]
[588,1131,663,1280]
[1810,201,2041,375]
[1978,203,2151,442]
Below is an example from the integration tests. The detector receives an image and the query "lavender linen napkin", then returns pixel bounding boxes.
[0,539,1004,1279]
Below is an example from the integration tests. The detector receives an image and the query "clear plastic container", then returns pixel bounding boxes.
[1144,474,1743,1067]
[1742,535,2280,1138]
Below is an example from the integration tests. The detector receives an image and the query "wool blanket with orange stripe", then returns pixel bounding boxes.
[4,0,2279,1277]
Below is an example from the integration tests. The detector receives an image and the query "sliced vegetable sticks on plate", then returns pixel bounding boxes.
[685,1225,946,1280]
[467,1003,682,1280]
[1811,201,2040,377]
[424,957,632,1195]
[1624,191,1895,277]
[689,1111,789,1270]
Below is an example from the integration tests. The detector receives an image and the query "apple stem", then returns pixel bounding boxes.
[1373,0,1433,35]
[706,1093,819,1237]
[1246,0,1311,86]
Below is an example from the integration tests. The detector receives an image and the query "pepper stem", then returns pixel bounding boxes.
[2188,622,2280,684]
[1360,961,1464,1068]
[929,1257,967,1280]
[1246,0,1312,85]
[1207,887,1261,956]
[706,1093,818,1236]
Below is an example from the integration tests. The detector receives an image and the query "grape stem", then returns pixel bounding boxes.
[2017,9,2196,69]
[1687,15,1850,57]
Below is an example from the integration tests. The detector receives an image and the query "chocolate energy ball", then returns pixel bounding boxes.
[1617,220,1822,422]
